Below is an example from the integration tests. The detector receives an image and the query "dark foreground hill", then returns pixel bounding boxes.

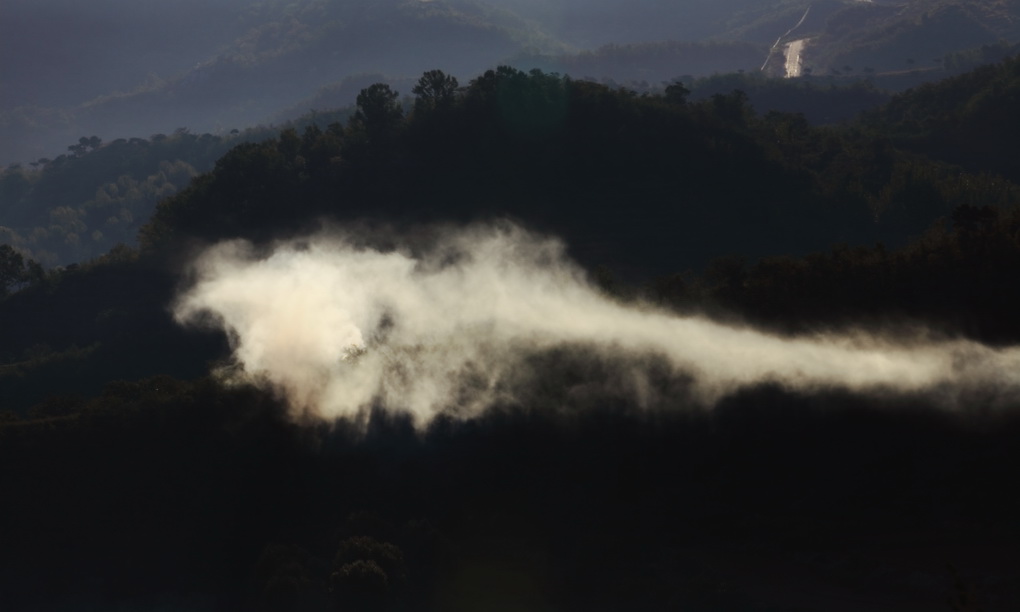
[2,378,1018,611]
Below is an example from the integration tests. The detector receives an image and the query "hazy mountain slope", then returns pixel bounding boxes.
[797,0,1020,76]
[0,0,247,109]
[0,131,242,265]
[0,0,564,165]
[491,0,816,47]
[512,40,768,86]
[6,0,1020,166]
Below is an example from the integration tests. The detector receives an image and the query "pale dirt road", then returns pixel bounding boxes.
[784,39,807,78]
[760,6,811,73]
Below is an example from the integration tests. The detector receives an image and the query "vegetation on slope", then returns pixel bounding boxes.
[862,52,1020,183]
[0,131,234,264]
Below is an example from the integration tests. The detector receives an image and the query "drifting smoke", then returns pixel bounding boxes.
[174,222,1020,425]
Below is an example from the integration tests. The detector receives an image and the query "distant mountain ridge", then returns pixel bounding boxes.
[801,0,1020,75]
[1,0,564,164]
[4,0,1020,165]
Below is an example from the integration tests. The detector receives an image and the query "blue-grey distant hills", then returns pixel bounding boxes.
[1,0,561,164]
[3,0,1020,165]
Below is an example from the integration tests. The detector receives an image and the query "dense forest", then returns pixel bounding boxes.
[3,52,1020,609]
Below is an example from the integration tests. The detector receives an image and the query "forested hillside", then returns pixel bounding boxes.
[0,107,355,265]
[863,52,1020,182]
[3,59,1020,610]
[0,131,232,265]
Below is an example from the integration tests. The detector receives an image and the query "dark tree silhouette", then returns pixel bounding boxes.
[412,70,459,114]
[352,83,403,139]
[664,81,690,105]
[0,244,25,297]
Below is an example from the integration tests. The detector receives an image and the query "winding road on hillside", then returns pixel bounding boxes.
[784,39,808,78]
[760,6,811,75]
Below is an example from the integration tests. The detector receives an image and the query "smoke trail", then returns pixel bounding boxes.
[174,222,1020,424]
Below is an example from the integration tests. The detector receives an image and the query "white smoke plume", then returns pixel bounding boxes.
[173,222,1020,425]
